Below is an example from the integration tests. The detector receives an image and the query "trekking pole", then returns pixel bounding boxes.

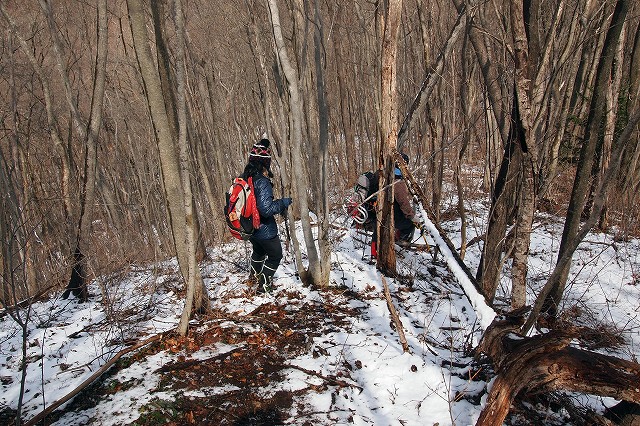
[277,172,300,281]
[417,223,431,252]
[361,227,371,261]
[282,209,300,280]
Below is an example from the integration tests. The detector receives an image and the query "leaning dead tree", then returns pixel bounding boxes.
[392,150,483,298]
[395,148,640,424]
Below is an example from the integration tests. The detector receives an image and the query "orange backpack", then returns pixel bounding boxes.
[224,177,261,240]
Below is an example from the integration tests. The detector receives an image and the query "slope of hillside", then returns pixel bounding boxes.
[1,210,639,425]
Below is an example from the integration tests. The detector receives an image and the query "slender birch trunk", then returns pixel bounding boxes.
[266,0,321,285]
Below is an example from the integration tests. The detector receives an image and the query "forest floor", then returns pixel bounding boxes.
[1,208,639,426]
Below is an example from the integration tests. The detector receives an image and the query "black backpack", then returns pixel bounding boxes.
[347,171,379,225]
[356,171,379,204]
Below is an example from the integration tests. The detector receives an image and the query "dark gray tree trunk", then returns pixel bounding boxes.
[63,0,107,302]
[312,0,331,286]
[543,0,630,316]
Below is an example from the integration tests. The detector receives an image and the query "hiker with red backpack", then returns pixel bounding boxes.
[241,139,292,294]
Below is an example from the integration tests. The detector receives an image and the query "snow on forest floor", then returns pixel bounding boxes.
[1,207,639,426]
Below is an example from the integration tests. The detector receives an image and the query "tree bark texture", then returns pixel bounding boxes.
[509,0,537,310]
[543,0,629,316]
[312,0,331,287]
[266,0,321,285]
[475,128,521,303]
[476,312,640,426]
[128,0,207,335]
[174,0,210,335]
[376,0,403,276]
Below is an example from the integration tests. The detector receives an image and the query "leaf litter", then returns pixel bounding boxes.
[1,211,639,426]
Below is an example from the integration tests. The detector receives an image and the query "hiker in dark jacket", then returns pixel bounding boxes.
[242,138,292,294]
[370,153,419,257]
[393,155,417,246]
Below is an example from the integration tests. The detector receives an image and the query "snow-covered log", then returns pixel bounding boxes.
[393,150,496,330]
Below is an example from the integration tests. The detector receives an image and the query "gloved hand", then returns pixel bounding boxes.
[283,198,293,208]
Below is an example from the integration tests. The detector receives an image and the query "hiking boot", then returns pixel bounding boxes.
[255,274,274,295]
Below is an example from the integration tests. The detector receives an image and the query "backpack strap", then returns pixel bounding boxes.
[247,177,260,230]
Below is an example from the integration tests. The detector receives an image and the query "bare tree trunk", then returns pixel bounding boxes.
[457,34,474,260]
[266,0,320,285]
[376,0,403,276]
[174,0,210,335]
[595,18,627,230]
[312,0,331,287]
[127,0,207,336]
[451,0,518,303]
[509,0,538,310]
[151,0,178,138]
[543,0,629,317]
[63,0,108,302]
[151,0,205,261]
[629,18,640,115]
[621,18,640,194]
[430,107,443,221]
[475,125,521,302]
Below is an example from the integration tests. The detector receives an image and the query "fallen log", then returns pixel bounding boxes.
[394,149,479,295]
[475,310,640,426]
[393,149,496,330]
[24,333,164,426]
[381,275,410,353]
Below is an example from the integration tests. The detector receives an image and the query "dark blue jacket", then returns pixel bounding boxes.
[252,174,287,240]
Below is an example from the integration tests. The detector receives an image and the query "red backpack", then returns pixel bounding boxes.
[224,177,261,240]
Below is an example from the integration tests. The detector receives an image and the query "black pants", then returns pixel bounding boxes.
[249,236,283,279]
[370,209,415,243]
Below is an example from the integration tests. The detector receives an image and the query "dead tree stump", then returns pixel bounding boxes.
[475,311,640,426]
